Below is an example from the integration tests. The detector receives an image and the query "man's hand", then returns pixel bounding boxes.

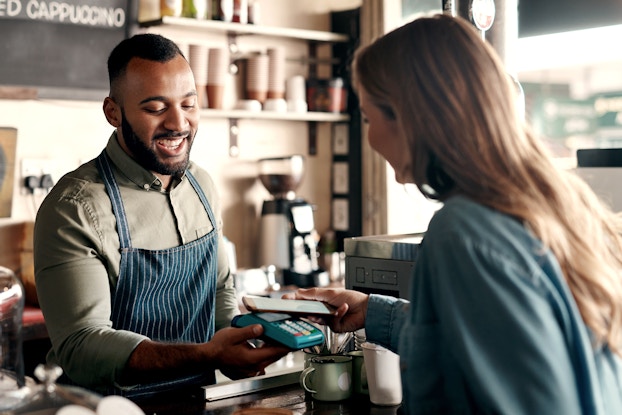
[209,325,291,380]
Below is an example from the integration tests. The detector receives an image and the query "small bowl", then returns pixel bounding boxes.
[235,99,262,112]
[263,98,287,112]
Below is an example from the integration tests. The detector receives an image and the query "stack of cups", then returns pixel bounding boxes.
[246,54,269,104]
[264,47,287,112]
[267,47,285,99]
[207,47,229,109]
[188,44,208,108]
[286,75,308,113]
[176,42,190,61]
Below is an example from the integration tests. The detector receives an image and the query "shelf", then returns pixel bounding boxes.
[204,110,350,157]
[200,109,349,122]
[139,17,352,157]
[140,17,349,43]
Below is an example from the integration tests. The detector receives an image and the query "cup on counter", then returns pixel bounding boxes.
[300,355,352,401]
[347,350,368,395]
[361,342,402,406]
[302,348,322,368]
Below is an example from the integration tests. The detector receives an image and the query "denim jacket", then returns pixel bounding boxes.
[366,196,622,414]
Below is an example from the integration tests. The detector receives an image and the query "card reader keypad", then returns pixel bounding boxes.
[278,319,315,337]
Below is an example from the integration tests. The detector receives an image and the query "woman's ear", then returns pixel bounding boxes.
[103,97,121,127]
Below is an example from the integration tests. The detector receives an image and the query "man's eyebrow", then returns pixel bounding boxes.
[138,91,197,105]
[139,96,166,105]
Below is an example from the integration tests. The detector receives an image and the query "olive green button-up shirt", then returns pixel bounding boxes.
[33,133,238,390]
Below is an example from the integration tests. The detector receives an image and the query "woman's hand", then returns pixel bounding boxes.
[282,288,369,333]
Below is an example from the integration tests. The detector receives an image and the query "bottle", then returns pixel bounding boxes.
[0,266,26,411]
[160,0,182,17]
[210,0,219,19]
[248,0,260,24]
[216,0,233,22]
[232,0,247,23]
[182,0,208,18]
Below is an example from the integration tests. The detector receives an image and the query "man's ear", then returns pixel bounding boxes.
[103,97,121,127]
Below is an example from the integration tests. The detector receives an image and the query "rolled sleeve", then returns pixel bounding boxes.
[365,294,410,353]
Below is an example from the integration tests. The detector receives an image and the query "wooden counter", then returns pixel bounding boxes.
[134,383,404,415]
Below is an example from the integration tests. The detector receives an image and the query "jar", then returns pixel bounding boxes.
[328,77,347,113]
[160,0,182,17]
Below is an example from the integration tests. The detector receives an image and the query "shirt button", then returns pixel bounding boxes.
[143,184,150,190]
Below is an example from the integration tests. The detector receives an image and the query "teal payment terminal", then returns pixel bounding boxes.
[232,312,325,350]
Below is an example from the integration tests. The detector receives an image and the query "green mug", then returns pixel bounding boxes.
[299,355,352,401]
[303,349,322,369]
[348,350,368,395]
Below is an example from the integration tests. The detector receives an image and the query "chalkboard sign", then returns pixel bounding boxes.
[0,0,134,99]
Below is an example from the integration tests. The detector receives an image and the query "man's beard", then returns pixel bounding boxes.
[120,113,194,176]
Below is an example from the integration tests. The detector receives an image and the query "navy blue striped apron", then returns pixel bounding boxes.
[96,151,217,398]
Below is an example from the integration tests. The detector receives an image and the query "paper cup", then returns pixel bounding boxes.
[361,342,402,406]
[188,44,208,86]
[207,84,225,109]
[267,47,286,98]
[176,41,189,60]
[286,75,306,102]
[246,54,269,103]
[207,47,229,86]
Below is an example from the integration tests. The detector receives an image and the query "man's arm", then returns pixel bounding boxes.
[120,325,290,386]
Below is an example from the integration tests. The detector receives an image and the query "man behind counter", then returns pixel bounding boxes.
[33,33,289,398]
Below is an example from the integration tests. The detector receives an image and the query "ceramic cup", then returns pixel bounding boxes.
[347,350,368,395]
[361,342,402,406]
[299,355,352,401]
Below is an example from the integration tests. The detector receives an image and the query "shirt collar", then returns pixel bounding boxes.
[104,132,185,192]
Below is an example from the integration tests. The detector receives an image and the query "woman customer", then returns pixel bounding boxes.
[285,14,622,414]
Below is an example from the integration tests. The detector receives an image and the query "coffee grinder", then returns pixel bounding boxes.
[257,155,329,287]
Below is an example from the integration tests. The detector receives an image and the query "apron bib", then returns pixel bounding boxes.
[96,151,218,398]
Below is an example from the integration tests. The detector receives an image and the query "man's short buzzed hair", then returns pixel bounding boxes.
[107,33,184,92]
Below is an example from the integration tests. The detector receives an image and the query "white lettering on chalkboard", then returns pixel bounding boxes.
[0,0,126,28]
[0,0,22,16]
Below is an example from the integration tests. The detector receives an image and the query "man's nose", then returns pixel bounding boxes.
[164,107,188,131]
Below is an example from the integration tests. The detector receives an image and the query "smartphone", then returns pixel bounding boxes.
[242,296,337,316]
[232,312,325,349]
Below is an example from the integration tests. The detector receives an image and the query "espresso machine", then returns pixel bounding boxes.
[257,155,329,287]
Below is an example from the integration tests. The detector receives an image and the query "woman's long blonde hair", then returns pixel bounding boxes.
[354,14,622,355]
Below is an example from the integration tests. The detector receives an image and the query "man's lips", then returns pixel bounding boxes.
[156,136,187,156]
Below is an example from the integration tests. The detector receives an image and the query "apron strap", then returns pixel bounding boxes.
[96,151,132,249]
